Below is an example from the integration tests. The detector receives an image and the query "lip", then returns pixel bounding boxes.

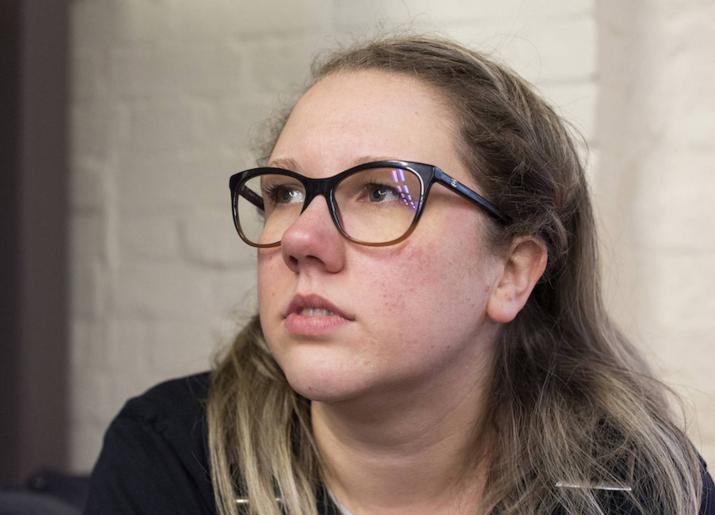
[284,293,354,320]
[283,293,354,336]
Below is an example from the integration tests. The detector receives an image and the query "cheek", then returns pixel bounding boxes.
[356,240,493,379]
[257,252,286,316]
[370,244,433,308]
[390,229,495,325]
[369,241,469,328]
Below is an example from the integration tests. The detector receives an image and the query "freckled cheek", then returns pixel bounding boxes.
[396,240,443,286]
[367,244,440,319]
[256,262,269,299]
[256,254,287,308]
[397,234,488,318]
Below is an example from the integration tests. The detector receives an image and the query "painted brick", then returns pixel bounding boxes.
[114,0,333,43]
[208,268,259,322]
[112,263,215,321]
[72,48,105,102]
[122,98,219,155]
[227,0,334,35]
[70,213,105,268]
[244,36,324,94]
[105,316,154,379]
[71,0,118,49]
[69,165,106,213]
[68,318,116,470]
[653,54,715,151]
[109,42,245,99]
[71,102,116,162]
[149,320,214,376]
[68,381,113,472]
[446,16,596,82]
[70,259,106,320]
[179,209,252,269]
[541,80,597,142]
[69,320,107,380]
[210,308,256,353]
[334,0,592,28]
[112,0,174,44]
[633,251,715,336]
[630,153,715,251]
[117,214,182,262]
[213,96,278,162]
[115,151,234,214]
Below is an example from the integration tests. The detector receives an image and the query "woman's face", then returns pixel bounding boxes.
[258,70,505,404]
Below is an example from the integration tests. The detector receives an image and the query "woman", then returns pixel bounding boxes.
[86,36,714,514]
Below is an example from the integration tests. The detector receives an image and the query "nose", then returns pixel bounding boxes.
[280,196,346,274]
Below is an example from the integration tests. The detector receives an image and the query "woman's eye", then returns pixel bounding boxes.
[366,183,399,203]
[265,185,304,205]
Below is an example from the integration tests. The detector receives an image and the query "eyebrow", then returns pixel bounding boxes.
[267,155,398,173]
[266,157,300,170]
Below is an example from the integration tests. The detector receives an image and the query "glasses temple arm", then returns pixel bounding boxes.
[238,185,265,211]
[433,168,511,225]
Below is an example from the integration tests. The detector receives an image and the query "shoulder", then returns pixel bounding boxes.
[118,372,211,429]
[634,457,715,515]
[633,457,715,515]
[700,459,715,515]
[110,371,211,462]
[85,372,216,515]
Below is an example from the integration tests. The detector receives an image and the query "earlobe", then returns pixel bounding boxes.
[486,236,548,324]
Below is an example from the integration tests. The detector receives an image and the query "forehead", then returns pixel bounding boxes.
[271,70,462,174]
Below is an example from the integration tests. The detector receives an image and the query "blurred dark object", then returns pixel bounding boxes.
[25,470,88,510]
[0,470,88,515]
[0,0,70,485]
[0,491,78,515]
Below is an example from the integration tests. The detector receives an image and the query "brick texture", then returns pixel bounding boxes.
[596,0,715,464]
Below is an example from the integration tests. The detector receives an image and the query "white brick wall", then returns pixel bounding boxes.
[69,0,714,473]
[595,0,715,465]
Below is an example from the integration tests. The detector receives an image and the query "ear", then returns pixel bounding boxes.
[487,236,548,324]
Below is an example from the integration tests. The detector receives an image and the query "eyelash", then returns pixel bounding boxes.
[263,184,303,204]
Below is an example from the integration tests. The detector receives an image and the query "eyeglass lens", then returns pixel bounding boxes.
[236,167,422,245]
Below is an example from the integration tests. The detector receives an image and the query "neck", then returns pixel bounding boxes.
[312,368,491,514]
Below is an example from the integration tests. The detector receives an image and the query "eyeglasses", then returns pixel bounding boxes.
[228,160,510,248]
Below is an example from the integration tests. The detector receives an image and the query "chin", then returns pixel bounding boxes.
[282,367,364,403]
[277,353,375,404]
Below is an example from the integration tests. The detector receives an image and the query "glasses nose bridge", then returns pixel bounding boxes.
[300,176,335,214]
[286,176,342,243]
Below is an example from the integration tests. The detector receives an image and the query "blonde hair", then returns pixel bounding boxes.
[207,35,703,514]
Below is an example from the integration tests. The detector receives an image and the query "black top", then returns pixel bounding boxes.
[85,373,715,515]
[84,373,217,515]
